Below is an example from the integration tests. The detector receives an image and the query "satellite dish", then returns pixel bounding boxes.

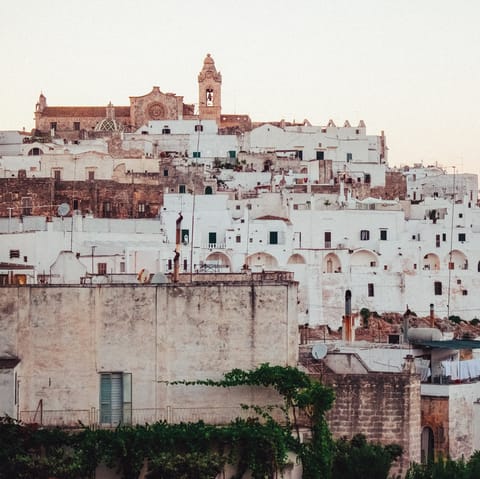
[137,268,150,284]
[57,203,70,217]
[312,343,328,360]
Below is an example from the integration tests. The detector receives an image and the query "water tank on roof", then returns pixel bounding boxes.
[407,328,442,343]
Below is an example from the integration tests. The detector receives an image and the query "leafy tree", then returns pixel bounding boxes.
[332,434,402,479]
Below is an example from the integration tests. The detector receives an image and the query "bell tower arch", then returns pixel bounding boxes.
[198,53,222,124]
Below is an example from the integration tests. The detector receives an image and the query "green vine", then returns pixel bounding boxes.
[0,364,370,479]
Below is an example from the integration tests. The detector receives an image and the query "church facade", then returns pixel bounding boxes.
[34,54,251,140]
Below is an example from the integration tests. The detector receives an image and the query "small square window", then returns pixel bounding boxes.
[360,230,370,241]
[9,249,20,259]
[269,231,278,245]
[194,124,203,132]
[97,263,107,275]
[463,290,468,296]
[235,205,241,210]
[459,233,466,242]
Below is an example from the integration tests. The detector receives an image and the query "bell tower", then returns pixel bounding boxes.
[198,53,222,123]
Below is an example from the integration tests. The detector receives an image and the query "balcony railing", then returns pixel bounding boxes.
[19,405,288,428]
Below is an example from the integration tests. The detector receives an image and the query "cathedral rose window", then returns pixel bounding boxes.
[148,103,166,120]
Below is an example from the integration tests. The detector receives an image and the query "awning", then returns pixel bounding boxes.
[413,339,480,349]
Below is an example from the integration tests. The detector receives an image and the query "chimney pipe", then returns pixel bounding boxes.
[430,303,435,327]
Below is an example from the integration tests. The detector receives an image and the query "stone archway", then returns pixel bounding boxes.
[323,252,341,273]
[421,426,434,464]
[423,253,440,271]
[203,251,231,272]
[246,252,278,271]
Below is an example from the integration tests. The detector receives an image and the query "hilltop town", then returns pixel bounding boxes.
[1,54,480,477]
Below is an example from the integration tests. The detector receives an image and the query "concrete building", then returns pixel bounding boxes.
[0,277,298,424]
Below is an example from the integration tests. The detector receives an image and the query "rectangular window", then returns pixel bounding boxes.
[316,151,324,160]
[194,124,203,132]
[181,229,189,244]
[442,233,447,242]
[50,122,57,131]
[434,281,442,295]
[97,263,107,275]
[9,249,20,259]
[295,150,303,160]
[21,197,32,216]
[100,372,132,425]
[459,233,466,242]
[179,184,186,194]
[360,230,370,241]
[368,283,374,297]
[73,121,80,131]
[162,128,171,134]
[346,152,352,162]
[324,231,332,248]
[208,232,217,245]
[236,235,241,243]
[103,202,111,218]
[463,290,468,296]
[54,170,61,181]
[436,234,440,248]
[269,231,279,245]
[88,170,95,181]
[168,259,172,270]
[380,229,388,241]
[193,151,201,158]
[163,169,169,177]
[183,259,188,271]
[120,262,126,273]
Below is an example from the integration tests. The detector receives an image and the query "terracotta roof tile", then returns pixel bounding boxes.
[41,106,130,118]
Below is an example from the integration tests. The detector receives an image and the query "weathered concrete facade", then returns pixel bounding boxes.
[0,280,298,423]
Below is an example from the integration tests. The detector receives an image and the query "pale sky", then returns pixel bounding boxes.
[2,0,480,176]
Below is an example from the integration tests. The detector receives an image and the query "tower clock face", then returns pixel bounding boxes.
[148,102,166,120]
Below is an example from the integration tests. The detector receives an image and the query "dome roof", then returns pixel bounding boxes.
[94,118,123,132]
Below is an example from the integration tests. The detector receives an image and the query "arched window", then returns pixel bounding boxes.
[28,147,42,156]
[204,186,213,195]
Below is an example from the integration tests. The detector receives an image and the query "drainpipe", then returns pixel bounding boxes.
[343,290,354,342]
[173,213,183,283]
